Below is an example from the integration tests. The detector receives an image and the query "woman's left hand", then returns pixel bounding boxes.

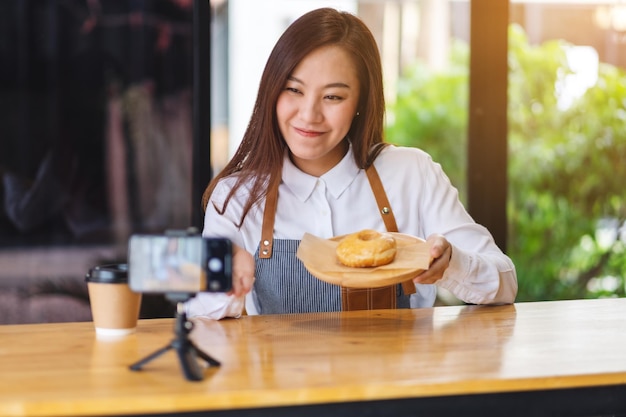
[413,234,452,284]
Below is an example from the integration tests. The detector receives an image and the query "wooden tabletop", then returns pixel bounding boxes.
[2,298,626,416]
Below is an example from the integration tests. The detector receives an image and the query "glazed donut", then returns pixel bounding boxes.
[336,229,397,267]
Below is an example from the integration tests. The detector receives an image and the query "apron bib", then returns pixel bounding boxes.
[254,164,414,314]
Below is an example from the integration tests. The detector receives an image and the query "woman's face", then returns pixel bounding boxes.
[276,45,360,176]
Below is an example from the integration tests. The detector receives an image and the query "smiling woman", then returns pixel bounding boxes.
[187,7,517,320]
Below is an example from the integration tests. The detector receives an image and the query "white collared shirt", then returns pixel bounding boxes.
[188,145,517,318]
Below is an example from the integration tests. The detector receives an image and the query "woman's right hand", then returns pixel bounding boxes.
[229,244,255,297]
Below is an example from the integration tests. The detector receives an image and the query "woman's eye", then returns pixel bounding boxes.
[285,87,301,94]
[325,94,343,101]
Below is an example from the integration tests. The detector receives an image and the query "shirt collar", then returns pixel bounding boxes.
[281,144,360,202]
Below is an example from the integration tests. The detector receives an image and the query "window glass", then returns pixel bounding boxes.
[508,1,626,301]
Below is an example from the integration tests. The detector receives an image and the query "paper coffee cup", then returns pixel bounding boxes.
[86,264,142,336]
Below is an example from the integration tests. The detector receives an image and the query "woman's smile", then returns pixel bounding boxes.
[293,126,326,138]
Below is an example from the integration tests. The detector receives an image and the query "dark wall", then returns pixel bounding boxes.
[0,0,196,247]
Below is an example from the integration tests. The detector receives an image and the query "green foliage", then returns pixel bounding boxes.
[385,23,626,302]
[385,40,469,200]
[508,23,626,301]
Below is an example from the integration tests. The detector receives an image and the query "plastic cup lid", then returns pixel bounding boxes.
[85,264,128,284]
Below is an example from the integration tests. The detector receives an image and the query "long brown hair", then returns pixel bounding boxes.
[202,8,388,224]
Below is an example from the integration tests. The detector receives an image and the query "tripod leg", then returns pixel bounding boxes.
[175,341,205,381]
[129,344,174,371]
[191,340,221,367]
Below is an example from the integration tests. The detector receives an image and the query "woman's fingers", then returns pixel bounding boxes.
[413,234,452,285]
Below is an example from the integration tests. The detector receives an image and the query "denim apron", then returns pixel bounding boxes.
[252,166,414,314]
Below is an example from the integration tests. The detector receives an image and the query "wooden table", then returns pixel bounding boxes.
[1,298,626,417]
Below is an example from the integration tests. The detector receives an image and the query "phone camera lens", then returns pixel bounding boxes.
[207,257,223,273]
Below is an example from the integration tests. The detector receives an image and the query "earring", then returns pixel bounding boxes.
[356,112,360,116]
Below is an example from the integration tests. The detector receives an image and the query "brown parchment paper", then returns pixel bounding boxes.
[296,232,433,288]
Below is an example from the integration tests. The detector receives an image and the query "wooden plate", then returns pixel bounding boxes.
[297,232,432,289]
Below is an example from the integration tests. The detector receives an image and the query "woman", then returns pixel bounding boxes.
[186,8,517,319]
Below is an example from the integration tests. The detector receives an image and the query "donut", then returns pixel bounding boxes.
[336,229,397,267]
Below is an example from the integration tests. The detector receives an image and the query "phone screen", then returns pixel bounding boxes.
[128,235,231,294]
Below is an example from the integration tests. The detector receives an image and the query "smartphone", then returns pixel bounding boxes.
[128,234,232,294]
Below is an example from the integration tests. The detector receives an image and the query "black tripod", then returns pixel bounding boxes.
[129,300,220,381]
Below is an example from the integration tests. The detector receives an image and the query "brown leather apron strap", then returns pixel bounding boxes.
[364,165,416,296]
[365,165,399,232]
[259,175,279,259]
